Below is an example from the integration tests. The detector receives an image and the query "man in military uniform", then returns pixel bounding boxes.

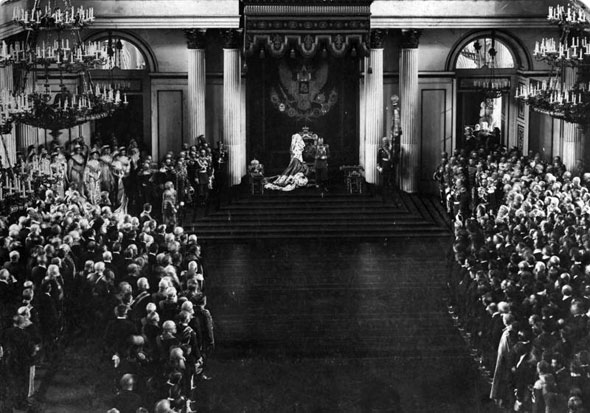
[208,141,228,213]
[377,137,395,201]
[314,137,330,194]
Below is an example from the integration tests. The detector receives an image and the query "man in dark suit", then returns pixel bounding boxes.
[1,313,37,410]
[30,255,48,285]
[113,373,144,413]
[314,138,330,194]
[103,304,138,360]
[36,282,59,361]
[377,137,395,201]
[130,278,151,327]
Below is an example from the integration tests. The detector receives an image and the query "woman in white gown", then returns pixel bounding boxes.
[265,132,309,191]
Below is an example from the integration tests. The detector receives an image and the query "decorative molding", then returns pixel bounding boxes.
[371,17,552,29]
[244,4,371,15]
[244,33,369,58]
[223,29,243,49]
[245,18,370,33]
[243,0,372,4]
[185,28,208,49]
[89,17,240,29]
[400,29,422,49]
[244,1,371,58]
[370,29,385,49]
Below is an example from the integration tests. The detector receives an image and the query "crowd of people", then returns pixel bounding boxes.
[438,136,590,412]
[0,136,218,412]
[1,134,228,223]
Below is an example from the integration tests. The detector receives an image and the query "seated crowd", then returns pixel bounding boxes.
[437,139,590,412]
[0,140,216,413]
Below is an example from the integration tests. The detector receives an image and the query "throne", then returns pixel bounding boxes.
[339,165,365,194]
[299,126,319,184]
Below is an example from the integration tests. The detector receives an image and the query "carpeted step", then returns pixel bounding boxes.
[187,192,450,240]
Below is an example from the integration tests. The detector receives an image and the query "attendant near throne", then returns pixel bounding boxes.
[314,137,330,193]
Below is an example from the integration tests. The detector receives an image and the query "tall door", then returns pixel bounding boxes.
[419,78,453,194]
[157,90,184,156]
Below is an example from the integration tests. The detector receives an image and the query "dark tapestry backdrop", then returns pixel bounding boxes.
[247,56,359,173]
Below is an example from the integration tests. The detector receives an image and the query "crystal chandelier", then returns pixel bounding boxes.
[0,0,126,136]
[0,89,31,133]
[0,41,14,68]
[516,0,590,125]
[472,34,511,99]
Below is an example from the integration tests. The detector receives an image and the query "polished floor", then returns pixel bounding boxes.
[198,238,498,412]
[35,237,499,413]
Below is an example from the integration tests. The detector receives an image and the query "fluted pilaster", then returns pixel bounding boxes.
[79,122,91,146]
[0,66,16,167]
[562,67,580,172]
[240,77,246,178]
[399,29,421,193]
[18,124,38,150]
[186,29,207,143]
[223,30,245,185]
[358,71,366,170]
[364,30,384,184]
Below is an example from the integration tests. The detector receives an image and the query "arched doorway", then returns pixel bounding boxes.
[85,32,154,153]
[447,31,528,152]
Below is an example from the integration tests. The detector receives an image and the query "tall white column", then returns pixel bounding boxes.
[78,122,92,146]
[18,124,38,151]
[364,30,384,184]
[0,66,16,167]
[185,29,207,144]
[562,67,580,172]
[358,63,367,170]
[240,76,246,173]
[399,29,421,193]
[223,29,245,186]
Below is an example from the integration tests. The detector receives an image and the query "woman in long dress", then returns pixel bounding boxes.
[265,132,309,191]
[99,145,115,201]
[112,160,128,215]
[162,181,178,227]
[84,150,102,205]
[50,150,68,198]
[68,145,86,194]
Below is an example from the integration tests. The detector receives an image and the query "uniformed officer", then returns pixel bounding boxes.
[314,138,330,193]
[377,137,395,200]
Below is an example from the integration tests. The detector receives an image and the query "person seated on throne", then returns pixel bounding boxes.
[265,132,309,192]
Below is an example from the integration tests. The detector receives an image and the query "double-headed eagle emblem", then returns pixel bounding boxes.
[270,61,338,121]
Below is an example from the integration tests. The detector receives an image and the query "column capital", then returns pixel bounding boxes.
[223,29,243,49]
[370,29,386,49]
[185,29,207,49]
[400,29,422,49]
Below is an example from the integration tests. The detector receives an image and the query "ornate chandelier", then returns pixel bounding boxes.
[0,0,127,136]
[516,0,590,125]
[0,90,29,134]
[0,41,14,68]
[471,35,511,99]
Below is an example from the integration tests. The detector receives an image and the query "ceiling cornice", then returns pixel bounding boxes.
[370,17,553,29]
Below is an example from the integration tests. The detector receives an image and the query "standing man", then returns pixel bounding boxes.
[208,141,228,213]
[314,137,330,194]
[377,137,395,201]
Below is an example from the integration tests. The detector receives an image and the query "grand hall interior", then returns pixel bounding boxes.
[1,0,590,412]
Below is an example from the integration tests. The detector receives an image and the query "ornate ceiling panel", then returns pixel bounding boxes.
[243,0,371,58]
